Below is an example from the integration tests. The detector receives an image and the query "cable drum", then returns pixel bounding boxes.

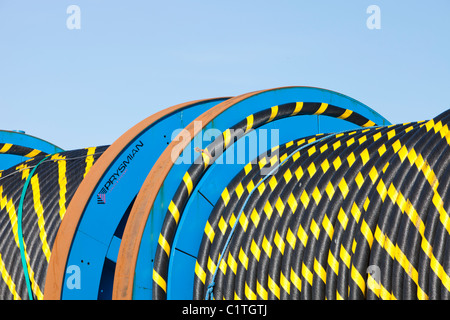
[0,146,108,300]
[189,109,450,300]
[152,101,387,300]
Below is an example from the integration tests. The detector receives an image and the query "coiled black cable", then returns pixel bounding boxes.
[190,109,450,300]
[152,101,381,299]
[0,146,108,299]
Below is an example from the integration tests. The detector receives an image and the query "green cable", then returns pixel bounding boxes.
[17,154,52,300]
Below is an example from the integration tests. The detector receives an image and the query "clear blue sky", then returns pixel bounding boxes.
[0,1,449,150]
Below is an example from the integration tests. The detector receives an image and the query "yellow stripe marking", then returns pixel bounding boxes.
[0,186,43,299]
[223,129,232,148]
[251,239,260,261]
[54,155,67,219]
[302,263,313,286]
[257,280,268,299]
[30,174,51,262]
[228,252,237,274]
[314,103,328,115]
[239,248,248,270]
[153,270,167,292]
[183,172,193,195]
[280,272,291,294]
[168,201,180,224]
[246,115,254,132]
[268,275,280,299]
[268,106,278,122]
[0,253,21,299]
[292,102,303,115]
[245,282,257,300]
[195,261,206,284]
[0,144,12,153]
[158,234,171,256]
[204,221,215,243]
[290,268,302,292]
[314,258,327,283]
[338,109,353,120]
[351,265,366,294]
[24,149,42,158]
[83,147,96,178]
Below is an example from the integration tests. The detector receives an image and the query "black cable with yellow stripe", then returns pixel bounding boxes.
[0,145,108,299]
[152,101,383,299]
[191,109,450,300]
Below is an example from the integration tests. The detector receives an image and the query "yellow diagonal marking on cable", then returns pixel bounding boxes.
[182,172,193,195]
[351,265,366,294]
[0,143,12,153]
[250,208,260,228]
[218,216,227,235]
[297,224,308,247]
[246,114,254,133]
[158,234,171,257]
[195,261,206,284]
[338,109,353,120]
[52,155,68,220]
[314,258,327,284]
[24,149,42,158]
[219,258,227,275]
[251,239,261,261]
[30,174,51,262]
[302,263,313,286]
[310,219,320,240]
[338,178,349,199]
[286,228,296,250]
[268,106,278,122]
[223,129,232,148]
[221,188,230,207]
[245,282,257,300]
[0,253,21,300]
[328,251,339,276]
[290,268,302,293]
[274,231,285,254]
[168,200,180,224]
[314,103,328,115]
[268,275,281,299]
[255,280,267,300]
[362,120,376,128]
[207,256,216,275]
[83,147,96,178]
[262,236,272,258]
[239,248,248,270]
[360,219,374,248]
[322,214,334,240]
[153,270,167,292]
[228,252,237,274]
[292,102,303,115]
[280,271,290,295]
[202,150,210,169]
[340,245,351,269]
[204,221,216,245]
[338,207,348,230]
[0,186,43,299]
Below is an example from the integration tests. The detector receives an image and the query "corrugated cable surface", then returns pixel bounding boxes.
[192,109,450,300]
[0,146,108,299]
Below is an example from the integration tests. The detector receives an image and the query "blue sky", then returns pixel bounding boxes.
[0,1,449,150]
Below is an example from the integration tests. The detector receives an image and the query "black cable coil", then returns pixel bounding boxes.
[191,109,450,300]
[0,145,108,300]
